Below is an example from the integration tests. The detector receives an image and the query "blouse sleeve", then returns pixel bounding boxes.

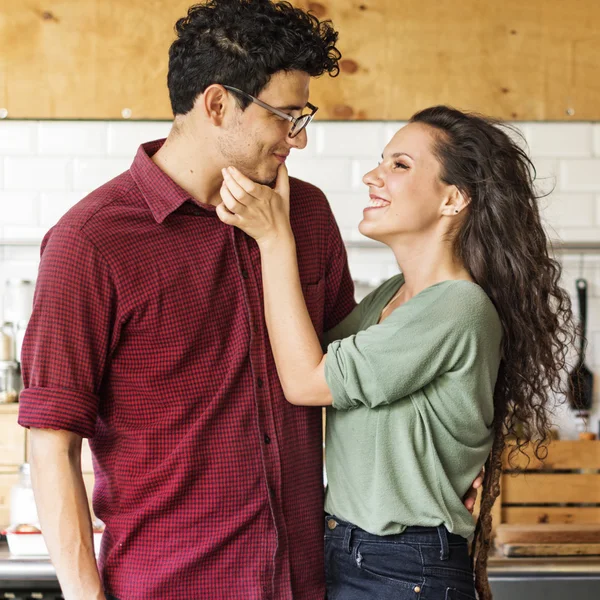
[324,282,497,410]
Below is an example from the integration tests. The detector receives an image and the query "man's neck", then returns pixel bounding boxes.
[152,129,224,207]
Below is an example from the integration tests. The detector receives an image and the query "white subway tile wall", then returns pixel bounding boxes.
[0,119,599,437]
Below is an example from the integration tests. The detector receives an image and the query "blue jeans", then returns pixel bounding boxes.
[324,515,476,600]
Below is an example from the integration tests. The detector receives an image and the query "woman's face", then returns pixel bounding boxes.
[360,122,453,244]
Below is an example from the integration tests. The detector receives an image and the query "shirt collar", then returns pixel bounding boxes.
[129,139,216,224]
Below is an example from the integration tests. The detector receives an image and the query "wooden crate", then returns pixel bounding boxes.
[497,441,600,529]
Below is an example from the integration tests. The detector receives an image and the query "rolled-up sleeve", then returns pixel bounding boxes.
[325,333,397,411]
[18,225,117,438]
[324,286,477,411]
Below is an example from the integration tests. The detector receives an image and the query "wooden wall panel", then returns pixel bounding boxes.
[0,0,598,120]
[304,0,600,121]
[0,0,188,119]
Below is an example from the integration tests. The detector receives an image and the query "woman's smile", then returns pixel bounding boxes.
[364,194,391,211]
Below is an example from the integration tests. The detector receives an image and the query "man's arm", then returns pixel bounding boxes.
[29,427,106,600]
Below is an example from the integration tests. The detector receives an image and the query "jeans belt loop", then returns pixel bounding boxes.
[437,525,450,561]
[343,523,356,554]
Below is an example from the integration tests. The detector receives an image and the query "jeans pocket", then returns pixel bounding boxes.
[354,540,424,590]
[445,587,477,600]
[421,542,474,583]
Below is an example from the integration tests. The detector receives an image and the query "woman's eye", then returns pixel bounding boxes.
[393,162,409,170]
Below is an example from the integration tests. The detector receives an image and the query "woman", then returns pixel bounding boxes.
[216,106,573,599]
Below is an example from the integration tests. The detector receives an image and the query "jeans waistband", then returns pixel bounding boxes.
[324,514,467,556]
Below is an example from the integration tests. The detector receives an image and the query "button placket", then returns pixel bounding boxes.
[236,230,285,567]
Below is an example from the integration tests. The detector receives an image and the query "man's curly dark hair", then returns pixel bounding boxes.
[167,0,341,116]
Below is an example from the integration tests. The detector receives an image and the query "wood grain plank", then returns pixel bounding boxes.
[503,506,600,525]
[496,524,600,544]
[1,0,599,119]
[502,543,600,557]
[502,473,600,504]
[503,441,600,470]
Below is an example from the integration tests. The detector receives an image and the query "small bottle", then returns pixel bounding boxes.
[10,463,40,528]
[15,319,28,364]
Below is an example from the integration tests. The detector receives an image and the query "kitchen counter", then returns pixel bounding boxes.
[487,552,600,600]
[488,552,600,574]
[2,542,600,598]
[0,542,57,582]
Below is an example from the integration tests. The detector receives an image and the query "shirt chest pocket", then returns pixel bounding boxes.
[302,278,325,335]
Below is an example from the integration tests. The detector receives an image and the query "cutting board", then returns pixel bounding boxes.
[503,543,600,557]
[496,524,600,545]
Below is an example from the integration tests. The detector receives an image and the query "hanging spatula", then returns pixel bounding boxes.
[568,278,594,413]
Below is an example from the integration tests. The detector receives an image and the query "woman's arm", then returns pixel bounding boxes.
[217,165,332,406]
[257,234,333,406]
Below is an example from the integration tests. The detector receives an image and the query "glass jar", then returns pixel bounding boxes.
[0,322,16,361]
[3,279,35,324]
[0,360,19,403]
[10,463,40,528]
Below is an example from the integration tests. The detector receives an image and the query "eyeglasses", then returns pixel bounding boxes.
[222,85,318,139]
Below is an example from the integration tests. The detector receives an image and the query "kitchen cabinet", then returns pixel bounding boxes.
[0,406,26,467]
[1,0,598,120]
[0,404,96,529]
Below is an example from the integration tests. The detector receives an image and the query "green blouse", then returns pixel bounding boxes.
[323,274,502,538]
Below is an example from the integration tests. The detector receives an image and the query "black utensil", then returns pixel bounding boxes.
[568,278,594,412]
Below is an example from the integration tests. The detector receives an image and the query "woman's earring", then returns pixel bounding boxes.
[454,209,459,214]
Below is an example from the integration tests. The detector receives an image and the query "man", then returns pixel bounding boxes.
[19,1,480,599]
[20,2,350,598]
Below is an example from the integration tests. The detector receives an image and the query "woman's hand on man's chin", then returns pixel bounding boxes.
[216,163,293,249]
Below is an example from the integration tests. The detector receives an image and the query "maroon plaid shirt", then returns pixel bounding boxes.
[18,140,355,600]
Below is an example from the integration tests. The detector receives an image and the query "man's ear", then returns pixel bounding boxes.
[200,84,231,127]
[441,185,470,217]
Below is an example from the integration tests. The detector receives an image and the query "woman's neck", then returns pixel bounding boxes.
[389,234,472,301]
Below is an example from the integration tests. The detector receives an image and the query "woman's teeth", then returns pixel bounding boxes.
[368,198,390,208]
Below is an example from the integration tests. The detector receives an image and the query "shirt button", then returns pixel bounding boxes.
[264,434,271,444]
[257,377,264,388]
[241,269,249,279]
[253,324,259,334]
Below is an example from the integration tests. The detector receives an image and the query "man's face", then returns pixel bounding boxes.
[217,70,310,184]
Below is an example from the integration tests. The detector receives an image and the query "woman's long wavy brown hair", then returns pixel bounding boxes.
[410,106,575,599]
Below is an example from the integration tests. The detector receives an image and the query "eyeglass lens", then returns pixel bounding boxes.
[289,115,311,138]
